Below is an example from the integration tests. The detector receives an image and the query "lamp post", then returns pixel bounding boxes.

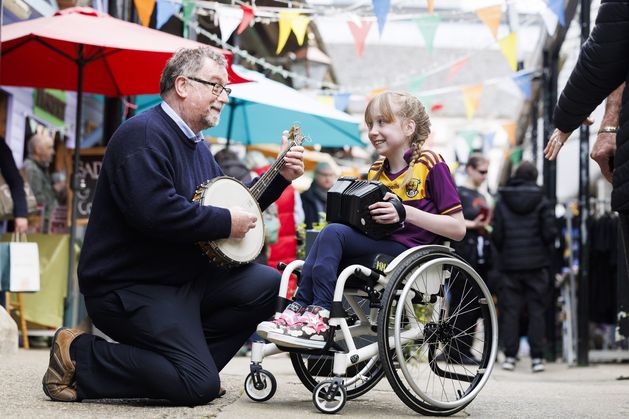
[290,45,331,90]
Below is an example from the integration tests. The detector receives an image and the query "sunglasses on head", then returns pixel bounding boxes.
[476,169,488,175]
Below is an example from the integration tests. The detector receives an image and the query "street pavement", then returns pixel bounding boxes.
[1,347,629,418]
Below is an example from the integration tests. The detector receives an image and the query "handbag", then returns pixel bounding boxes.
[0,174,38,220]
[0,233,40,292]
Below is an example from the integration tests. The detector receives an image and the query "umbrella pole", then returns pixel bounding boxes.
[64,46,84,328]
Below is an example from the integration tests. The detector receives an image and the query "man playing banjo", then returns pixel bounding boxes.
[42,46,305,405]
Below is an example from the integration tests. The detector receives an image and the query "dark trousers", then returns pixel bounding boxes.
[499,268,549,359]
[294,223,407,310]
[73,263,280,406]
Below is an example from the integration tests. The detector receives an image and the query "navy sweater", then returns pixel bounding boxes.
[78,106,289,296]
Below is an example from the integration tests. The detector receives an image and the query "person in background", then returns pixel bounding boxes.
[492,161,557,373]
[23,133,63,233]
[41,46,304,405]
[301,162,337,229]
[449,153,493,364]
[0,136,28,308]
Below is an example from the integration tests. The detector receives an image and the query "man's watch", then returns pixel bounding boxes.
[597,126,619,135]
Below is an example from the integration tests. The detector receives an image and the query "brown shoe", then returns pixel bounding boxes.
[218,386,226,397]
[42,328,84,402]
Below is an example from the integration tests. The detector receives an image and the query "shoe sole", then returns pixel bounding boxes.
[42,327,68,400]
[265,331,326,349]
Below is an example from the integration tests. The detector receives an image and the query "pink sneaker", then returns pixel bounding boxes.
[256,302,305,339]
[266,305,331,349]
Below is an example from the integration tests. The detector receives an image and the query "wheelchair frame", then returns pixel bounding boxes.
[245,244,498,415]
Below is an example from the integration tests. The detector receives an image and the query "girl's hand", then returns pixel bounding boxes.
[369,192,401,224]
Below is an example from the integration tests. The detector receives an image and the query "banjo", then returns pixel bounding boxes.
[193,125,305,266]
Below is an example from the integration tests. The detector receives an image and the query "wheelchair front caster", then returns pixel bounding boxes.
[244,369,277,402]
[313,380,347,414]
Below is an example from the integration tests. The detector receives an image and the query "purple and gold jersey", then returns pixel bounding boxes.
[367,149,462,248]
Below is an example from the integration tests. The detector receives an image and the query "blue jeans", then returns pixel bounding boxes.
[294,223,407,310]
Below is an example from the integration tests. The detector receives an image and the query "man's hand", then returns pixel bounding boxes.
[278,130,305,182]
[229,207,257,239]
[14,217,28,233]
[543,117,594,160]
[369,192,401,224]
[591,131,616,183]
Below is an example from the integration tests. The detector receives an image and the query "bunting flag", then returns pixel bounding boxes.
[502,121,517,146]
[318,95,335,108]
[540,3,558,35]
[368,88,388,101]
[134,0,156,27]
[347,19,372,57]
[216,5,243,43]
[237,5,255,35]
[512,71,532,99]
[446,56,469,82]
[417,94,435,113]
[498,32,518,71]
[459,130,478,149]
[409,75,426,94]
[427,0,435,15]
[546,0,566,26]
[416,14,441,54]
[462,84,483,120]
[276,12,311,54]
[372,0,391,36]
[182,0,195,38]
[333,92,351,112]
[156,0,180,29]
[475,5,502,39]
[485,131,496,149]
[509,147,523,165]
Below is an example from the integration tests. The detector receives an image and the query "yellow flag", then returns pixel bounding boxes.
[498,32,518,71]
[462,84,483,120]
[503,122,517,146]
[134,0,156,27]
[317,95,334,107]
[427,0,435,15]
[476,5,502,39]
[276,12,311,54]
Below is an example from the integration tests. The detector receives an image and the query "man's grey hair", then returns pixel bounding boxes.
[159,47,227,97]
[27,133,49,157]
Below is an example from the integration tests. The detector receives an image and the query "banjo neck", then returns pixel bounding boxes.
[249,125,304,200]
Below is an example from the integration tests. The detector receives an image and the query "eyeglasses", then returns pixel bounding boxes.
[186,76,232,97]
[476,169,488,175]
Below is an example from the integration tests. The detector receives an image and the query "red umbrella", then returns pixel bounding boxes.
[0,6,247,326]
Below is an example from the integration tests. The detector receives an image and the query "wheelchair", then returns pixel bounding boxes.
[244,244,498,415]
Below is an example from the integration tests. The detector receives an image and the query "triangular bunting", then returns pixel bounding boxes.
[475,5,502,39]
[276,12,311,54]
[446,57,469,82]
[334,92,351,112]
[417,94,435,113]
[237,5,255,35]
[512,71,532,99]
[510,147,523,165]
[372,0,391,36]
[368,88,388,101]
[546,0,566,26]
[156,0,180,29]
[416,14,441,54]
[134,0,156,27]
[318,95,334,108]
[216,5,243,43]
[347,19,372,57]
[502,122,517,146]
[498,32,518,71]
[485,131,496,149]
[462,84,483,120]
[427,0,435,15]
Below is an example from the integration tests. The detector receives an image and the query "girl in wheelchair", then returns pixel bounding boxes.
[257,91,466,349]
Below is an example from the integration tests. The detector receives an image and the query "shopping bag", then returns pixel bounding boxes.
[7,233,40,292]
[0,174,38,220]
[0,242,9,291]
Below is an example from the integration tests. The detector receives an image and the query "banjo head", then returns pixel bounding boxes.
[197,177,264,264]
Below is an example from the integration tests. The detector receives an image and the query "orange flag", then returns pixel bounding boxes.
[134,0,156,27]
[475,5,502,39]
[427,0,435,15]
[462,84,483,120]
[503,121,517,146]
[446,56,469,82]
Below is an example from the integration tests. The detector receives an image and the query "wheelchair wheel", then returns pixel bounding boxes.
[377,253,497,416]
[244,369,277,402]
[313,380,347,414]
[290,293,384,399]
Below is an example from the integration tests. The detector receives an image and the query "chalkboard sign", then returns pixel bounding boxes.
[67,147,105,224]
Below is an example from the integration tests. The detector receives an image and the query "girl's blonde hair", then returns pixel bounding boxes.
[365,91,431,189]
